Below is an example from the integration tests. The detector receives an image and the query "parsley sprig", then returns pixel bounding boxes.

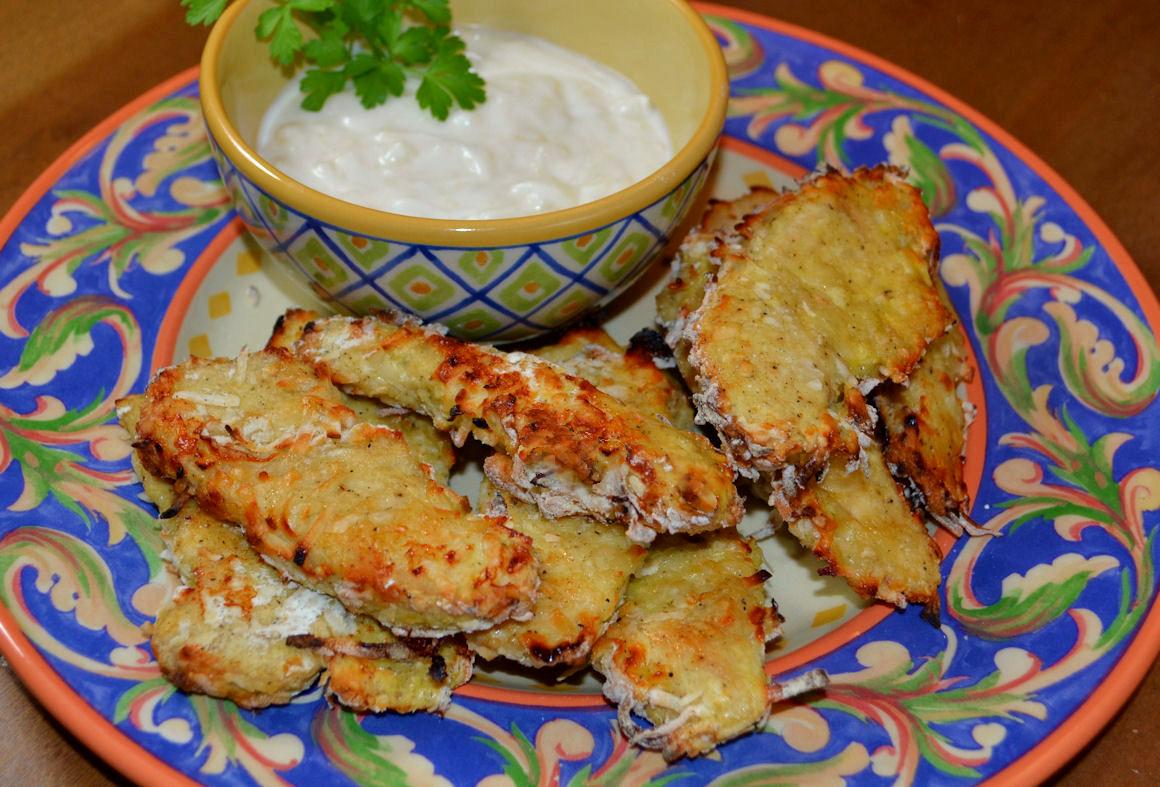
[184,0,486,120]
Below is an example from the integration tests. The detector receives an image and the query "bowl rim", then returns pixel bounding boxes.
[199,0,729,248]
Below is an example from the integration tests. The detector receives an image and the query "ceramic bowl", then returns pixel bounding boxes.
[199,0,727,342]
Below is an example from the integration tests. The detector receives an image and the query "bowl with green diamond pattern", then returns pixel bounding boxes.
[200,0,727,342]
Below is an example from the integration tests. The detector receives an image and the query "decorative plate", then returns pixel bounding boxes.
[1,5,1158,785]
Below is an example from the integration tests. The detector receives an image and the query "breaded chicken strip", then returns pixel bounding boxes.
[467,327,694,668]
[132,350,537,636]
[659,167,950,478]
[591,532,824,760]
[119,397,473,712]
[149,502,330,708]
[468,481,645,668]
[875,324,975,535]
[787,443,943,611]
[153,503,473,712]
[290,313,742,544]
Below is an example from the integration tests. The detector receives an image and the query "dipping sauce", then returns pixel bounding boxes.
[257,26,673,220]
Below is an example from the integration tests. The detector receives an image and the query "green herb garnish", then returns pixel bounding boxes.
[183,0,486,119]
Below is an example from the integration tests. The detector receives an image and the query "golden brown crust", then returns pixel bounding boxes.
[466,327,693,668]
[875,325,972,525]
[147,503,328,709]
[120,396,473,712]
[590,532,780,760]
[787,443,943,612]
[656,187,779,383]
[304,622,474,713]
[667,167,950,476]
[268,308,457,481]
[133,349,537,636]
[117,396,182,515]
[467,483,645,668]
[266,307,319,352]
[292,314,742,544]
[533,326,697,431]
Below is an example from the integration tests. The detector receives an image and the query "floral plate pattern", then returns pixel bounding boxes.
[1,5,1159,785]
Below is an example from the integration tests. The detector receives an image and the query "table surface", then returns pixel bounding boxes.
[1,0,1157,784]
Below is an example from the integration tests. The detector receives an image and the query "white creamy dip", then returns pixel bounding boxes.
[257,26,673,220]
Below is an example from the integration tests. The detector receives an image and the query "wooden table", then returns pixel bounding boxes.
[0,1,1156,783]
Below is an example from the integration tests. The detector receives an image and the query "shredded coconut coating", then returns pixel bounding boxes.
[874,304,974,528]
[468,327,692,668]
[657,169,956,613]
[132,350,538,636]
[787,442,943,612]
[668,167,950,475]
[292,313,742,543]
[467,482,645,668]
[590,532,788,760]
[121,393,472,712]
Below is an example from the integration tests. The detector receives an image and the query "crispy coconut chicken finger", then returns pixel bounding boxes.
[290,312,742,544]
[786,442,943,612]
[875,321,977,536]
[468,482,645,668]
[659,166,951,478]
[132,349,538,636]
[591,532,825,760]
[148,500,329,707]
[119,397,472,711]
